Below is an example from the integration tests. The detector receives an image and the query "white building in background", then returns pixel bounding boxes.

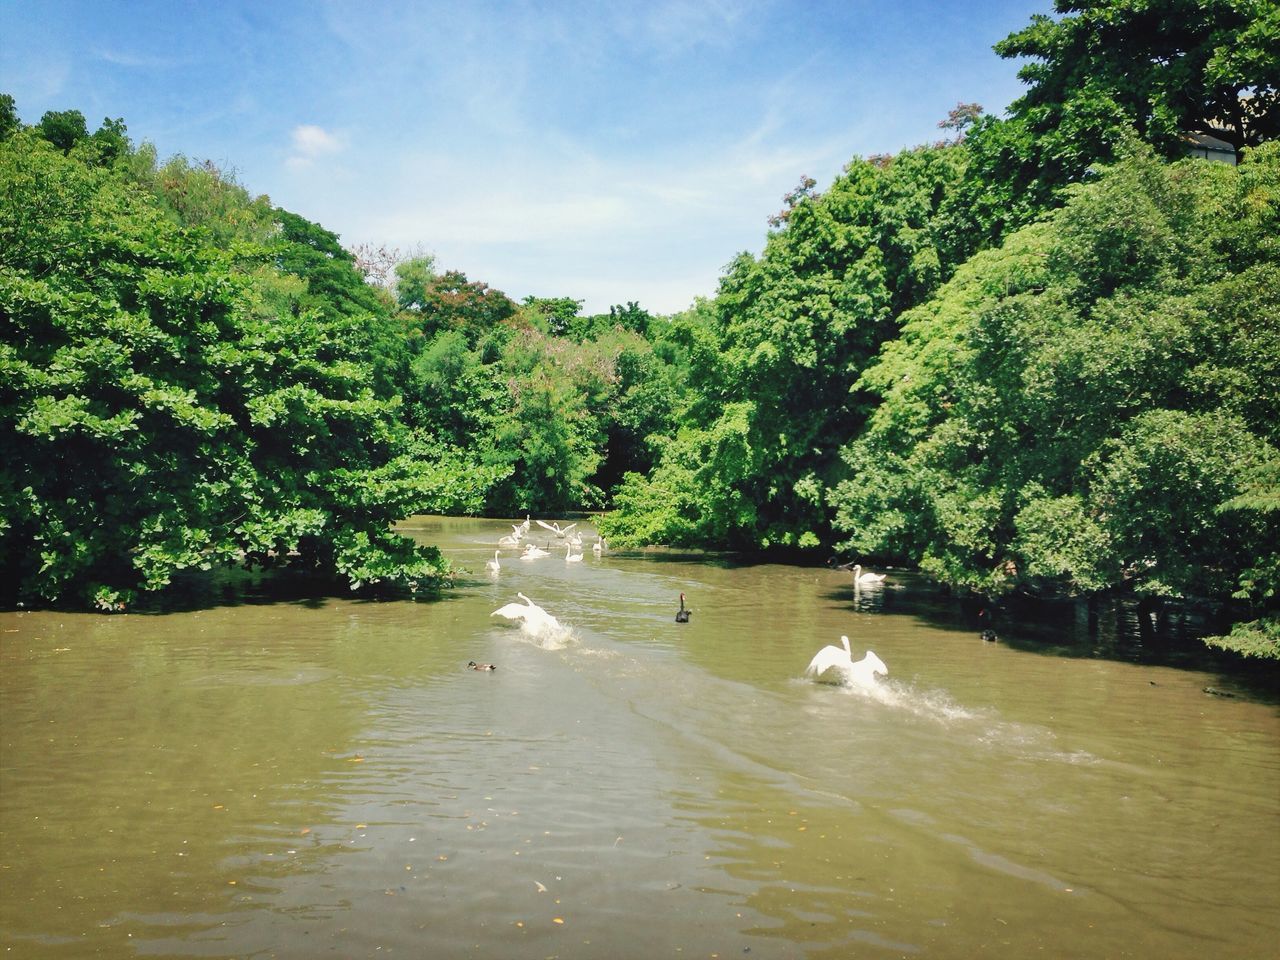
[1184,132,1238,165]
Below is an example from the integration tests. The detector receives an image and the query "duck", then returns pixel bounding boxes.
[468,660,497,671]
[804,635,888,687]
[675,592,691,623]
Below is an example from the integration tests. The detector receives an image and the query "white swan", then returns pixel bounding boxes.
[565,541,583,563]
[485,550,501,575]
[592,537,606,557]
[535,519,578,538]
[516,515,531,536]
[520,543,550,560]
[492,592,562,634]
[805,635,888,687]
[852,564,886,585]
[498,533,521,547]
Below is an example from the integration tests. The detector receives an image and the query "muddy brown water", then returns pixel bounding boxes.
[2,517,1277,958]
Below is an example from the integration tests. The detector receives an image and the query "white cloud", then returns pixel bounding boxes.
[286,124,345,168]
[313,121,845,315]
[97,49,186,69]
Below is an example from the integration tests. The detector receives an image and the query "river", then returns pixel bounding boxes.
[2,516,1277,959]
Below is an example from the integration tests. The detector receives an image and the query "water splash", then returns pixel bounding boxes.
[513,621,576,651]
[834,676,979,723]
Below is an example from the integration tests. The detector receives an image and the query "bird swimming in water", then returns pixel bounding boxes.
[485,550,501,575]
[468,660,497,671]
[804,635,888,687]
[675,592,691,623]
[851,564,886,585]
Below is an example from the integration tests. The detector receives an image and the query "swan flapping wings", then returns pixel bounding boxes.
[805,635,887,687]
[492,592,562,635]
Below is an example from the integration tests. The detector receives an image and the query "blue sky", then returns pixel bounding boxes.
[2,0,1049,314]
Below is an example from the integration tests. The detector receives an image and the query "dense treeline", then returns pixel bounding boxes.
[0,98,686,608]
[599,0,1280,659]
[2,0,1277,657]
[0,107,449,609]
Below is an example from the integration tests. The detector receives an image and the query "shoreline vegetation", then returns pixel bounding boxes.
[2,2,1277,660]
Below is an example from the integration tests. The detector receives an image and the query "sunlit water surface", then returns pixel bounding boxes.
[2,517,1277,959]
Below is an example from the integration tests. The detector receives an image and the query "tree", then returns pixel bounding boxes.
[997,0,1280,161]
[604,144,968,549]
[938,102,984,140]
[0,131,450,608]
[88,117,130,165]
[399,267,517,346]
[828,145,1280,653]
[393,254,438,311]
[521,295,583,337]
[0,94,18,141]
[35,108,87,153]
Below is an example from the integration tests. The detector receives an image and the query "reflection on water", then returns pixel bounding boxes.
[2,516,1278,959]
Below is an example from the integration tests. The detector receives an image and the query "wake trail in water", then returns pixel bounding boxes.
[802,674,978,723]
[803,676,1099,766]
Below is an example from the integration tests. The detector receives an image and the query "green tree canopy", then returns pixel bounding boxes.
[997,0,1280,159]
[0,131,453,608]
[828,145,1279,653]
[1,94,21,141]
[603,144,968,549]
[35,108,88,153]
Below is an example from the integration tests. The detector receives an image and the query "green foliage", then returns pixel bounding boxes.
[591,320,686,491]
[606,144,968,547]
[0,130,449,607]
[390,259,683,517]
[521,295,583,337]
[393,255,438,311]
[949,0,1280,250]
[10,24,1278,665]
[399,266,517,346]
[603,401,760,545]
[36,109,88,153]
[150,154,277,245]
[830,147,1280,627]
[1204,617,1280,660]
[0,94,17,141]
[998,0,1278,159]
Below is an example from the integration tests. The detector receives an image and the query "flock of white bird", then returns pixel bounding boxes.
[489,515,605,572]
[485,520,891,691]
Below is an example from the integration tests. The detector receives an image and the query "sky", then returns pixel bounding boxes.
[1,0,1050,314]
